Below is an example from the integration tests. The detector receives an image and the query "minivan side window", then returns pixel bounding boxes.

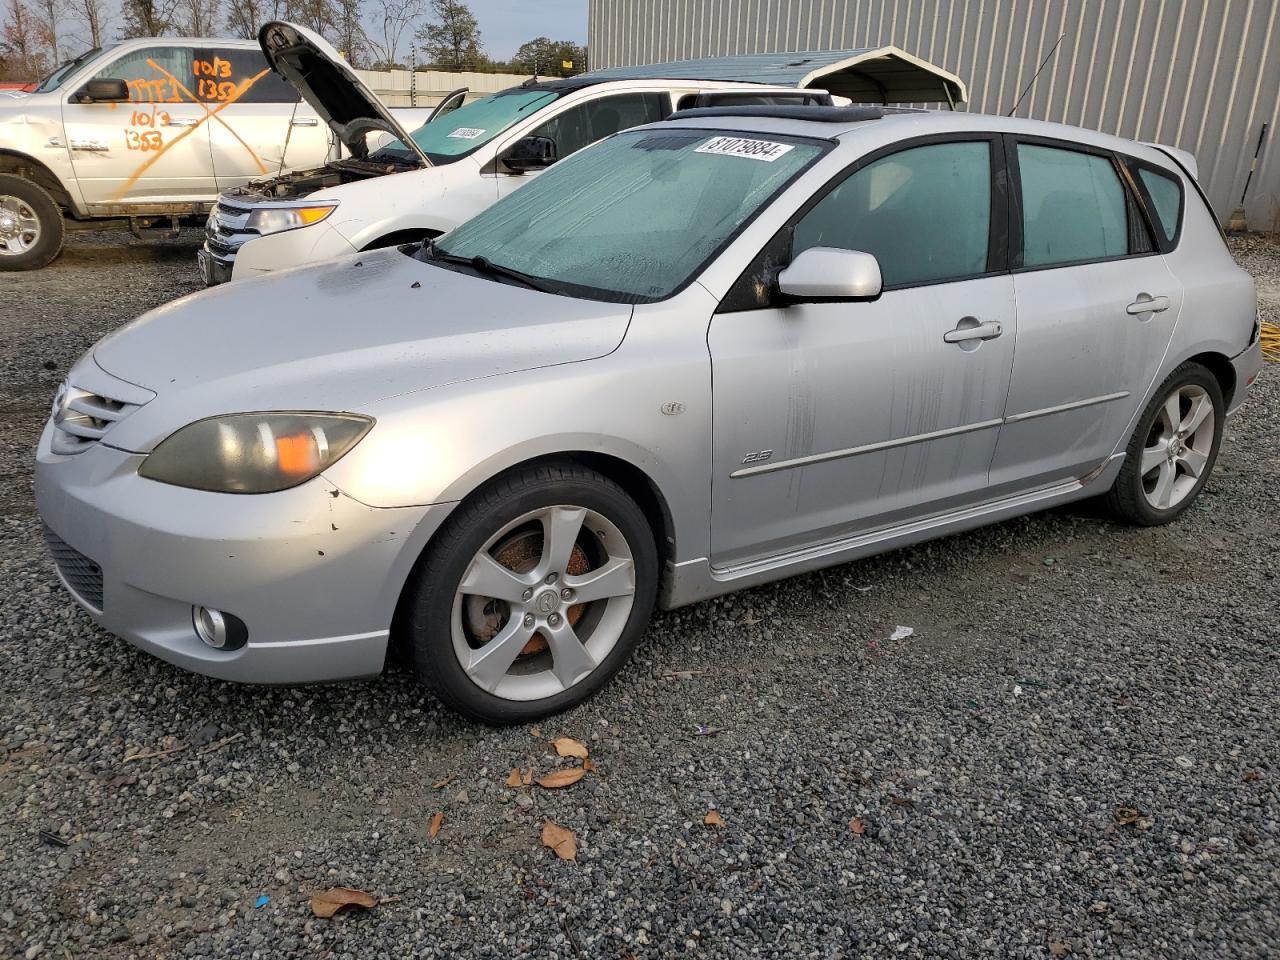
[90,47,194,103]
[792,140,991,287]
[1018,144,1128,268]
[526,93,668,159]
[1137,167,1183,244]
[195,48,299,104]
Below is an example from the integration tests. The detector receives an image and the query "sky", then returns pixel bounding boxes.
[471,0,588,60]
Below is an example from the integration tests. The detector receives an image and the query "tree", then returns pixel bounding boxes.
[0,0,50,79]
[178,0,221,35]
[68,0,106,47]
[365,0,419,70]
[286,0,335,42]
[120,0,181,36]
[511,36,584,78]
[34,0,56,63]
[330,0,365,65]
[415,0,481,72]
[224,0,284,41]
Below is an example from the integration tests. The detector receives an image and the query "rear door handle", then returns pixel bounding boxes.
[944,319,1004,343]
[291,117,319,126]
[1126,294,1171,315]
[165,118,199,127]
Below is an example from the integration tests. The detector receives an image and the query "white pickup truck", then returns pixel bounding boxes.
[0,36,433,270]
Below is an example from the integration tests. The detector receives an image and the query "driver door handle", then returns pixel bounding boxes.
[944,320,1004,343]
[1126,294,1171,315]
[164,118,200,127]
[291,117,319,126]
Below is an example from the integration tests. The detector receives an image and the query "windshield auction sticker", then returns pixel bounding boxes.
[448,127,486,139]
[695,136,795,162]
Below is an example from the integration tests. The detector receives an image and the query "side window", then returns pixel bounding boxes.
[1137,166,1183,244]
[793,141,991,287]
[91,47,194,103]
[527,93,668,159]
[195,48,298,104]
[1017,144,1128,267]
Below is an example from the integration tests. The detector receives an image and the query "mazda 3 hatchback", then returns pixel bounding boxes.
[36,105,1263,723]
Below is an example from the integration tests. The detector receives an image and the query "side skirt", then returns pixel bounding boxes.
[659,454,1125,610]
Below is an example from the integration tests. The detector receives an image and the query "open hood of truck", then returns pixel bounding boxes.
[259,20,430,165]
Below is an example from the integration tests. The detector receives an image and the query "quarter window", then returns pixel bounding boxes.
[793,141,992,287]
[1018,144,1128,267]
[1138,167,1182,244]
[526,93,668,159]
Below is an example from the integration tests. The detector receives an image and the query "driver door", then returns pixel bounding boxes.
[494,91,670,199]
[62,44,216,207]
[709,136,1018,567]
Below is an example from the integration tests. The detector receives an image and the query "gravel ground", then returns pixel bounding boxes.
[1,230,1278,960]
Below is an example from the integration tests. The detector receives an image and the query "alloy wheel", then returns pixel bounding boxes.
[0,195,41,256]
[1140,383,1215,511]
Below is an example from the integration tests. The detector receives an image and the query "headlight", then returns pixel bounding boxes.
[139,413,373,493]
[246,203,337,237]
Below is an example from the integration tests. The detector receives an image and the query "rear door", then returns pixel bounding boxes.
[988,137,1182,491]
[199,45,329,189]
[494,91,671,199]
[709,135,1017,567]
[61,44,215,206]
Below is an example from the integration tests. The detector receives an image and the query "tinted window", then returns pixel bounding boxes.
[195,48,298,104]
[527,93,668,158]
[793,141,991,287]
[1019,144,1127,267]
[92,47,194,103]
[1138,167,1182,243]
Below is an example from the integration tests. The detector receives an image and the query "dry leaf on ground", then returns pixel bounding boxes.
[536,767,585,789]
[1048,942,1071,957]
[552,737,589,759]
[310,887,377,919]
[542,820,577,861]
[530,725,541,737]
[849,817,866,835]
[432,774,454,789]
[505,767,523,787]
[1113,805,1143,826]
[429,812,443,839]
[583,758,596,773]
[704,810,725,828]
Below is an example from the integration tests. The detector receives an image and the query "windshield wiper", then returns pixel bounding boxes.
[422,240,555,293]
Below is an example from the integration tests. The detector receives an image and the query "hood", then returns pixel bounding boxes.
[258,20,429,164]
[92,249,631,452]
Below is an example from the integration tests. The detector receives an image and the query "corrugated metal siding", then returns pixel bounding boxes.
[589,0,1280,228]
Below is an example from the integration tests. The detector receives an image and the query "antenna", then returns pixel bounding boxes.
[1007,34,1067,117]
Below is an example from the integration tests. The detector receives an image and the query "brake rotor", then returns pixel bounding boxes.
[463,529,590,656]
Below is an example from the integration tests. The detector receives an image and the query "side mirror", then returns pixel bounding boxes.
[777,246,882,302]
[503,135,558,173]
[75,78,130,103]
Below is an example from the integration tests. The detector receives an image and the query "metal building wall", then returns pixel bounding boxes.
[588,0,1280,228]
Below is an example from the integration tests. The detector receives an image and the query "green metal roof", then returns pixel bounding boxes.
[581,46,967,106]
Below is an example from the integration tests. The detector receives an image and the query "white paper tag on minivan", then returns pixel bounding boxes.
[695,136,795,162]
[448,127,486,139]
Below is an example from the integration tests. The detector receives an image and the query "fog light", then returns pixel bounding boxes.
[193,606,248,651]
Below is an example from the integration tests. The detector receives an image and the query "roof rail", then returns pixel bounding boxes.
[668,104,885,123]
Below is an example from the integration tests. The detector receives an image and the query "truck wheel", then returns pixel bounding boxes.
[0,174,65,271]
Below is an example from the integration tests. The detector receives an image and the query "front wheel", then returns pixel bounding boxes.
[0,174,65,271]
[403,463,658,723]
[1105,362,1224,525]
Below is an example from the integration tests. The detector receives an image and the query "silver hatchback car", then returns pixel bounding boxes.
[36,105,1263,722]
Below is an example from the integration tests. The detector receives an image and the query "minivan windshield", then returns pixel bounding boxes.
[374,87,560,165]
[426,128,826,302]
[33,46,108,93]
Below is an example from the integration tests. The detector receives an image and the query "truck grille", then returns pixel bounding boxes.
[43,525,104,611]
[50,381,142,455]
[205,202,255,256]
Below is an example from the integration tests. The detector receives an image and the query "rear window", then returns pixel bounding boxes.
[1138,167,1183,244]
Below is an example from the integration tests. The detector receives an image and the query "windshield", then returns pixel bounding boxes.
[429,128,826,302]
[375,88,559,165]
[33,47,107,93]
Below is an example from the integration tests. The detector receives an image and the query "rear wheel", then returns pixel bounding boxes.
[1105,362,1223,525]
[404,463,658,723]
[0,174,64,271]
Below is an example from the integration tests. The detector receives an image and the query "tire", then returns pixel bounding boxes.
[0,174,65,271]
[403,462,658,723]
[1105,361,1224,526]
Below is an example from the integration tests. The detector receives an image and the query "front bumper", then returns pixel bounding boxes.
[34,422,442,684]
[197,244,235,286]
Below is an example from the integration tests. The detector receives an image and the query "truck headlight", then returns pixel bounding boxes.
[246,203,337,237]
[139,413,373,493]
